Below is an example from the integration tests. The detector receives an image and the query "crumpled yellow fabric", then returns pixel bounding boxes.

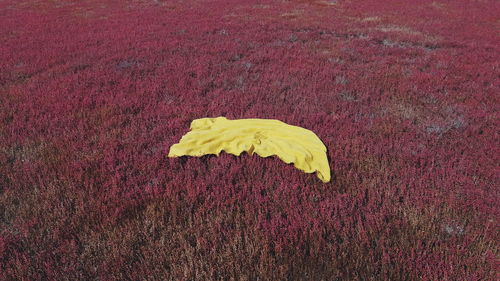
[168,117,331,182]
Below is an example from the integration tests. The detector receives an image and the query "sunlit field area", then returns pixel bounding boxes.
[0,0,498,280]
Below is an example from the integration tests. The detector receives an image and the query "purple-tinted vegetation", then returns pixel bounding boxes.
[0,0,498,280]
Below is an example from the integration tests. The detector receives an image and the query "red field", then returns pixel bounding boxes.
[0,0,499,280]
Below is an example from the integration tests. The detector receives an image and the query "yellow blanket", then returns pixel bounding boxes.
[168,117,331,182]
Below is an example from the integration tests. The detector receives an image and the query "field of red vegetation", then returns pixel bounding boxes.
[1,0,499,280]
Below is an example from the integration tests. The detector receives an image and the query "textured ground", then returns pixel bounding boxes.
[0,0,499,280]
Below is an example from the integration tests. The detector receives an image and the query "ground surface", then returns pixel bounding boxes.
[0,0,499,280]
